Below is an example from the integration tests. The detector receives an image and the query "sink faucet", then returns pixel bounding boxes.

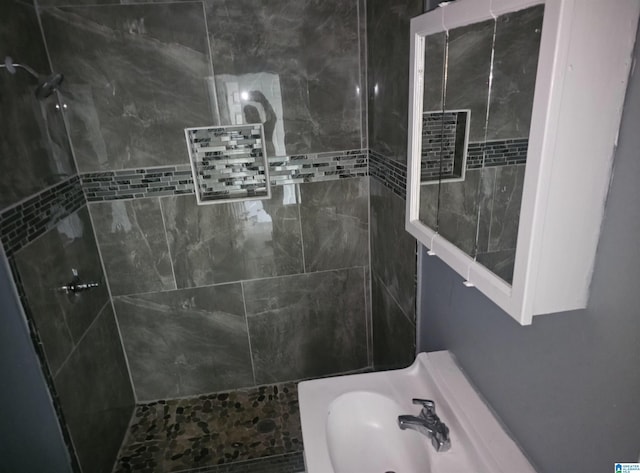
[398,398,451,452]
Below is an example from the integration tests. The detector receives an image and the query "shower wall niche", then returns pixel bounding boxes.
[185,124,271,204]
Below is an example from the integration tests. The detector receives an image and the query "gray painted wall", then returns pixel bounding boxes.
[419,32,640,473]
[0,251,72,473]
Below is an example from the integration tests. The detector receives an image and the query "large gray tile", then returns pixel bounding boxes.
[0,1,75,210]
[445,19,494,141]
[114,283,254,400]
[372,274,415,370]
[206,0,361,155]
[365,265,373,367]
[488,164,525,253]
[40,4,212,171]
[419,181,440,230]
[358,0,368,149]
[367,0,424,162]
[486,5,544,140]
[299,178,369,272]
[422,31,446,113]
[370,178,417,318]
[474,166,498,254]
[436,169,493,257]
[89,198,174,296]
[54,303,135,473]
[162,186,303,288]
[244,268,368,384]
[14,207,109,374]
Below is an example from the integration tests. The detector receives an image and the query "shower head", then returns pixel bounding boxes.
[35,73,64,100]
[1,56,64,100]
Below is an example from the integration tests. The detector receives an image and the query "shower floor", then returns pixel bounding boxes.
[112,382,304,473]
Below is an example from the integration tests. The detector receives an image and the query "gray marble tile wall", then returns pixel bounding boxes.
[2,2,137,472]
[12,208,135,473]
[486,5,544,141]
[367,0,422,370]
[114,283,254,401]
[205,0,362,154]
[444,19,494,142]
[367,0,424,163]
[35,0,372,401]
[39,0,364,172]
[244,268,368,384]
[0,0,75,210]
[89,176,370,401]
[39,3,213,172]
[371,274,415,370]
[369,178,417,369]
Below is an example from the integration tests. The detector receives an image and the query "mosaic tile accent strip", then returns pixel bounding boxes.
[0,176,85,256]
[268,149,368,184]
[368,149,408,199]
[186,125,270,203]
[466,138,529,169]
[176,452,304,473]
[421,110,469,181]
[371,137,528,198]
[113,382,303,473]
[81,165,195,202]
[80,150,368,202]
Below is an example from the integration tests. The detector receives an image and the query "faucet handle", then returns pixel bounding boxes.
[412,398,436,412]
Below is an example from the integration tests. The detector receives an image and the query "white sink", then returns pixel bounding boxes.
[298,351,537,473]
[326,391,427,473]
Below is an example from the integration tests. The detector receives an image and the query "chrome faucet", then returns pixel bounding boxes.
[398,398,451,452]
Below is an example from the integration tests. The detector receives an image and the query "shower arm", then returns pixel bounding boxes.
[1,56,64,100]
[1,56,41,80]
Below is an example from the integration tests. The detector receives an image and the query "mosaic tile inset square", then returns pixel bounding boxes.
[185,125,270,204]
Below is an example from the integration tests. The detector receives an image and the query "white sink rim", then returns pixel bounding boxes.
[298,350,537,473]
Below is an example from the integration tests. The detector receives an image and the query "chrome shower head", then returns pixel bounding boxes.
[35,73,64,100]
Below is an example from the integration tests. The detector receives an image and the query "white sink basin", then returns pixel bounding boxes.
[326,391,427,473]
[299,351,537,473]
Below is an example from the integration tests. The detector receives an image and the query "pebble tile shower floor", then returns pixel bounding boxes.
[113,382,304,473]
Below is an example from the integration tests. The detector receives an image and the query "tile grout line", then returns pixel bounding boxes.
[361,0,369,150]
[240,281,258,387]
[51,298,111,383]
[356,0,365,150]
[200,0,220,124]
[362,265,371,369]
[86,204,140,406]
[372,269,415,327]
[366,166,374,368]
[296,183,307,274]
[100,264,373,300]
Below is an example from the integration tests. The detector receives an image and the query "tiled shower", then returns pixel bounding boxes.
[0,0,419,472]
